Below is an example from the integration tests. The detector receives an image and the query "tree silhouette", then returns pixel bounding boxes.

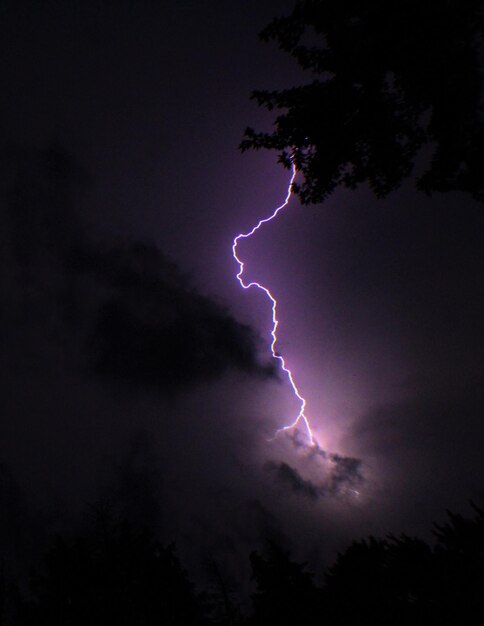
[7,494,484,625]
[14,505,205,626]
[318,504,484,625]
[0,561,5,626]
[249,541,320,626]
[203,559,243,626]
[241,0,484,204]
[431,502,484,624]
[322,535,436,625]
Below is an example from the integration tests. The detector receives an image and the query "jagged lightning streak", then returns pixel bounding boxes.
[232,164,316,446]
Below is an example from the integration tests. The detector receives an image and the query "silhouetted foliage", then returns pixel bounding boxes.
[203,560,243,626]
[323,535,436,625]
[242,0,484,204]
[0,561,5,626]
[7,498,484,625]
[319,504,484,625]
[14,506,205,626]
[249,541,320,626]
[431,502,484,624]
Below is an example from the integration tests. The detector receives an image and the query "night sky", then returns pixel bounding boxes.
[1,0,484,586]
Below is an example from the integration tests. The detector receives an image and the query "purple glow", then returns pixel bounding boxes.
[232,164,317,446]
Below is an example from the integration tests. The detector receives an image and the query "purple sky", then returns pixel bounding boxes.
[1,0,484,582]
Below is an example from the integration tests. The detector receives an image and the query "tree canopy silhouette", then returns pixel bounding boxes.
[241,0,484,204]
[320,503,484,625]
[14,506,205,626]
[7,501,484,625]
[249,541,320,626]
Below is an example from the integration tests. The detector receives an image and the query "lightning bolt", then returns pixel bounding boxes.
[232,163,316,446]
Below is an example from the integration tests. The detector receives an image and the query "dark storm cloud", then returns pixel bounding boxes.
[0,143,272,392]
[77,239,273,389]
[265,461,319,500]
[326,454,364,495]
[265,451,364,500]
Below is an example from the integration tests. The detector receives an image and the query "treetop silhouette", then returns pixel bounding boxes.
[241,0,484,204]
